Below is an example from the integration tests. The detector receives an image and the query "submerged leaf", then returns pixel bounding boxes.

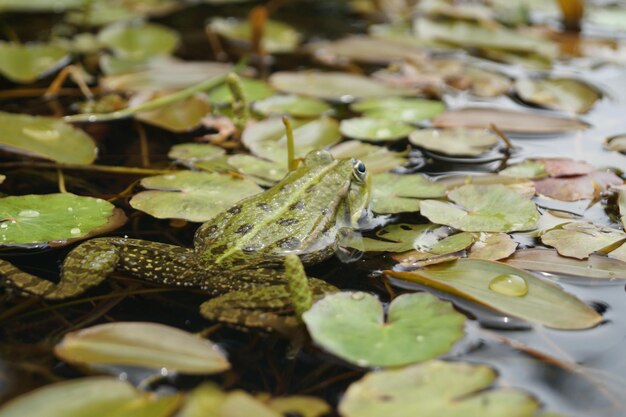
[371,173,447,214]
[0,41,67,83]
[409,128,499,156]
[339,360,539,417]
[340,118,414,142]
[55,322,230,374]
[515,77,600,114]
[302,292,465,367]
[387,259,602,329]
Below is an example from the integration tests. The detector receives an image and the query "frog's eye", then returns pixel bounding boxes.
[352,160,367,182]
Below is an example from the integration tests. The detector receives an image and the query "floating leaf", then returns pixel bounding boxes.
[0,377,178,417]
[533,170,623,201]
[499,160,548,179]
[605,134,626,154]
[340,118,414,142]
[432,108,587,133]
[130,171,262,222]
[350,97,445,122]
[269,71,415,101]
[177,384,281,417]
[208,18,301,53]
[135,94,211,132]
[360,223,442,252]
[98,22,179,58]
[55,322,230,374]
[515,77,601,114]
[309,36,427,65]
[227,154,287,186]
[420,184,539,232]
[0,111,97,164]
[330,140,408,174]
[618,186,626,228]
[242,117,341,162]
[500,158,593,179]
[0,194,125,248]
[541,222,626,260]
[265,396,331,417]
[503,248,626,280]
[0,41,67,83]
[468,233,517,260]
[168,143,225,163]
[339,360,539,417]
[409,128,499,156]
[252,95,331,118]
[371,173,447,214]
[302,292,465,368]
[387,259,602,329]
[208,78,274,104]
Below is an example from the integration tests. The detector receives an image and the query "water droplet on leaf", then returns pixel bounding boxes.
[351,291,365,300]
[18,209,40,218]
[70,227,81,235]
[488,274,528,297]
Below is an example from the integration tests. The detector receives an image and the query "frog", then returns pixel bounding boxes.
[0,150,371,333]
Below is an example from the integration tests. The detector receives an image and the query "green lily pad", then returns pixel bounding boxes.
[340,118,414,142]
[55,322,230,374]
[0,111,97,164]
[0,0,86,12]
[468,233,517,261]
[541,222,626,260]
[371,173,447,214]
[269,71,416,102]
[515,77,601,114]
[0,377,179,417]
[409,128,500,156]
[208,18,301,53]
[338,360,539,417]
[499,160,548,179]
[227,154,287,186]
[0,41,67,84]
[330,140,408,174]
[350,97,445,122]
[130,171,262,222]
[387,259,602,329]
[420,184,539,232]
[136,94,211,132]
[208,77,274,104]
[0,194,125,248]
[302,292,465,368]
[242,117,341,162]
[169,143,226,163]
[177,383,281,417]
[266,396,331,417]
[503,248,626,280]
[252,95,331,118]
[98,22,179,58]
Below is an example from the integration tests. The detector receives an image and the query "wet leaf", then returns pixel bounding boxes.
[55,322,230,374]
[242,117,341,162]
[420,184,539,232]
[309,36,427,65]
[177,384,281,417]
[515,77,600,114]
[302,292,465,367]
[350,97,445,122]
[208,18,301,53]
[0,377,178,417]
[227,154,287,186]
[503,248,626,280]
[340,118,414,142]
[432,108,588,133]
[0,194,124,248]
[468,233,518,260]
[360,223,442,252]
[265,396,331,417]
[339,360,539,417]
[409,128,499,156]
[135,93,211,132]
[533,170,623,201]
[499,160,548,179]
[371,173,447,214]
[0,111,97,164]
[0,41,67,83]
[130,171,262,222]
[252,95,331,118]
[540,222,626,260]
[168,143,225,163]
[98,22,179,58]
[500,158,593,179]
[388,259,602,329]
[330,140,408,174]
[208,77,274,104]
[269,71,416,101]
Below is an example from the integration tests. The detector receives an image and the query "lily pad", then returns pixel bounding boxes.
[208,18,301,53]
[0,111,97,164]
[208,77,274,105]
[177,384,281,417]
[420,184,539,232]
[409,128,500,156]
[533,170,623,201]
[0,41,67,83]
[309,36,428,65]
[135,94,211,132]
[227,154,287,186]
[168,143,226,163]
[242,117,341,162]
[302,292,465,368]
[503,248,626,280]
[540,222,626,260]
[55,322,230,374]
[371,173,447,214]
[340,118,414,142]
[499,160,548,179]
[130,171,262,222]
[0,193,125,248]
[500,158,593,179]
[269,71,416,102]
[252,95,331,118]
[515,77,601,114]
[350,97,445,122]
[468,233,517,260]
[432,108,588,133]
[387,259,602,329]
[330,140,408,174]
[618,186,626,228]
[98,22,179,58]
[605,134,626,154]
[338,360,539,417]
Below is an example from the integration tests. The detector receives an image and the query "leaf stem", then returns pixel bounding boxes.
[0,161,180,175]
[282,116,297,171]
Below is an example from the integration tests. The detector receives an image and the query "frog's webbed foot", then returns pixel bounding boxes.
[199,278,337,335]
[0,238,120,300]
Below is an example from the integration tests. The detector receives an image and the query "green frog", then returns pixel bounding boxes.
[0,150,370,332]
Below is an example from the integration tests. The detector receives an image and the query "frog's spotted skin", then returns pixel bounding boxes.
[0,150,370,333]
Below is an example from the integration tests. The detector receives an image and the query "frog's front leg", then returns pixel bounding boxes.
[199,278,337,334]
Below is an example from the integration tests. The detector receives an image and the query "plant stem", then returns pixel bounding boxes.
[0,161,180,175]
[282,116,297,171]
